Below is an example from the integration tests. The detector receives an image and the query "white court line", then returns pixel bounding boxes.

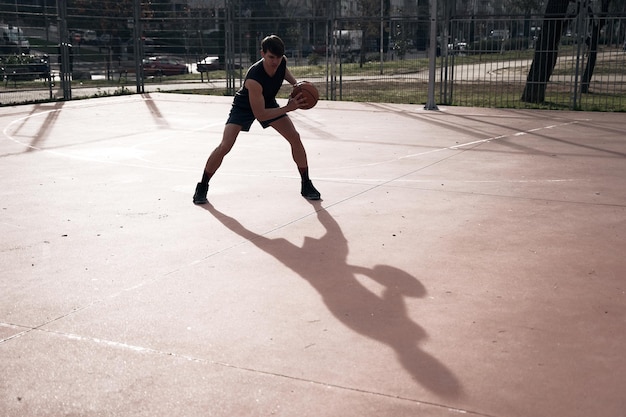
[1,221,24,229]
[0,323,487,415]
[307,177,579,184]
[310,119,581,173]
[404,120,580,158]
[2,107,201,173]
[2,104,581,174]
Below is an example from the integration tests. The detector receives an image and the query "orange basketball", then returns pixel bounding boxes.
[290,81,319,110]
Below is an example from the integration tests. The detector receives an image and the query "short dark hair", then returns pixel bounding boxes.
[261,35,285,57]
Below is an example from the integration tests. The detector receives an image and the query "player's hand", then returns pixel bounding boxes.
[287,92,305,111]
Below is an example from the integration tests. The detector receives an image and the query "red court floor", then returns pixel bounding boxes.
[1,94,624,417]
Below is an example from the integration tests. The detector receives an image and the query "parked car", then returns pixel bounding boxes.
[142,56,189,76]
[69,30,83,44]
[0,24,30,54]
[196,56,220,72]
[98,34,112,47]
[83,30,98,44]
[196,56,242,72]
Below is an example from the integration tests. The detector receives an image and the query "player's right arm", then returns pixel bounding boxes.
[246,78,302,121]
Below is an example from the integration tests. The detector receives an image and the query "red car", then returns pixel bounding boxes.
[142,56,189,76]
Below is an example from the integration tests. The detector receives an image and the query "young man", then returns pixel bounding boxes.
[193,35,321,204]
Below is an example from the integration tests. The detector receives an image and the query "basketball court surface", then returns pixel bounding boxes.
[1,93,624,416]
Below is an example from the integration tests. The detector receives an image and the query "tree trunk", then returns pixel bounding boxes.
[521,0,571,103]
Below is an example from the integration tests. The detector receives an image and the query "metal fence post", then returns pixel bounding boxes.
[133,0,144,94]
[57,0,71,100]
[380,0,384,75]
[572,0,588,109]
[425,0,439,110]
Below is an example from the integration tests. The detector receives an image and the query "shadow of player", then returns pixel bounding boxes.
[202,201,462,397]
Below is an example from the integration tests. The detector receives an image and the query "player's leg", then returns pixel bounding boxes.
[271,116,307,166]
[270,116,321,200]
[193,123,242,204]
[204,123,242,175]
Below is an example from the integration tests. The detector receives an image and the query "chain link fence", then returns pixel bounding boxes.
[1,1,625,111]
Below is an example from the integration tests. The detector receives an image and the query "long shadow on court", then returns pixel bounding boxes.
[203,201,463,398]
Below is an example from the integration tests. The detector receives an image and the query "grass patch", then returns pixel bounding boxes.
[168,79,625,112]
[8,41,626,112]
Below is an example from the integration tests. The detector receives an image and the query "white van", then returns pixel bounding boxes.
[489,30,510,40]
[0,24,30,53]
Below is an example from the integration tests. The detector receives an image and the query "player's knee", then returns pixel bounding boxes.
[286,132,301,143]
[219,138,237,153]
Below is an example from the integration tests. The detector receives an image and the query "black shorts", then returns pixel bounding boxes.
[226,104,286,132]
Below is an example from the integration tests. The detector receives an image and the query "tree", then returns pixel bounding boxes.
[68,0,171,34]
[354,0,389,66]
[520,0,572,103]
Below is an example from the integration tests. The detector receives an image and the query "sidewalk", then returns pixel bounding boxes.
[1,94,624,417]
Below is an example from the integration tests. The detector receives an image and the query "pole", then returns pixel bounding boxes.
[57,0,71,100]
[424,0,439,110]
[329,2,337,101]
[572,0,587,109]
[225,1,235,95]
[133,0,143,93]
[379,0,384,75]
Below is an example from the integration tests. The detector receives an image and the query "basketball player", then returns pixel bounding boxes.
[193,34,320,204]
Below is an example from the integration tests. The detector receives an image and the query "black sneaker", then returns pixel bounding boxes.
[193,182,209,204]
[301,180,321,200]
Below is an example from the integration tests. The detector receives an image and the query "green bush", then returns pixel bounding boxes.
[308,52,321,65]
[1,54,45,65]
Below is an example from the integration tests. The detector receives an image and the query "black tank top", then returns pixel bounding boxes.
[232,57,286,110]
